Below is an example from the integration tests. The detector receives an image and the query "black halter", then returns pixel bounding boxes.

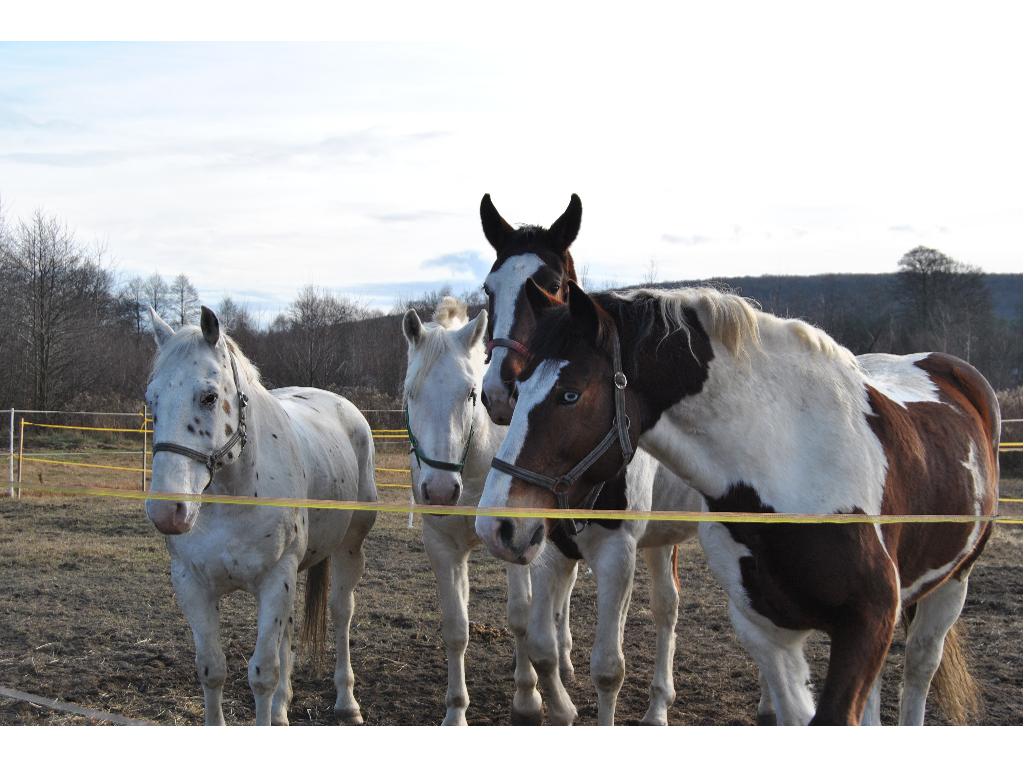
[490,327,635,510]
[152,353,249,481]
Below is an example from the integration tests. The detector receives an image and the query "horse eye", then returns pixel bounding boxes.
[559,391,580,405]
[548,282,560,294]
[200,392,218,408]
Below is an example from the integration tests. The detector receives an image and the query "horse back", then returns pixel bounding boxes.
[271,386,376,502]
[861,352,1000,602]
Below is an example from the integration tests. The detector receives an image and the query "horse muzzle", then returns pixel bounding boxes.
[475,516,546,565]
[146,499,198,535]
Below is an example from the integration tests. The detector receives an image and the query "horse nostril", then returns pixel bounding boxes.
[503,380,515,397]
[498,520,515,548]
[529,525,544,548]
[481,391,491,409]
[451,479,462,503]
[420,482,431,503]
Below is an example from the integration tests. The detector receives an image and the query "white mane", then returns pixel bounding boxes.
[404,297,477,399]
[614,287,854,364]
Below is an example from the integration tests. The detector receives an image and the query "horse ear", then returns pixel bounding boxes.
[458,308,488,351]
[566,280,600,340]
[402,308,423,345]
[480,193,514,251]
[524,277,562,318]
[200,306,220,347]
[548,194,582,253]
[149,306,174,347]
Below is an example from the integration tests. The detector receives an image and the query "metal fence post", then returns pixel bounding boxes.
[7,408,13,498]
[17,417,24,500]
[141,406,148,491]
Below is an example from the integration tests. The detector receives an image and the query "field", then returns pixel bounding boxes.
[0,449,1020,726]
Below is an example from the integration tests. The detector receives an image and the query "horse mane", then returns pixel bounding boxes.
[404,297,475,399]
[151,326,263,388]
[612,287,852,361]
[529,286,852,371]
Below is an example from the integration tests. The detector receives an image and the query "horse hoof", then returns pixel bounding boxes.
[639,716,668,726]
[334,707,364,725]
[756,712,777,726]
[510,709,544,726]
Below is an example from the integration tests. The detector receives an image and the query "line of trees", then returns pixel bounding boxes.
[0,205,1019,416]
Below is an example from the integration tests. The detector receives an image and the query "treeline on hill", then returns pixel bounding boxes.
[0,209,1020,421]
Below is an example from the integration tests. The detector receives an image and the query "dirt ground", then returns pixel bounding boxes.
[0,460,1020,726]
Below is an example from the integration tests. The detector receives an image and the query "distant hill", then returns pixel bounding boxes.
[635,273,1022,325]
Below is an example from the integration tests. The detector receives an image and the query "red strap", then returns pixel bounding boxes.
[485,338,531,359]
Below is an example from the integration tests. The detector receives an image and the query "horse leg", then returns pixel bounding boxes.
[812,607,897,725]
[422,521,472,725]
[251,558,299,726]
[860,675,882,725]
[556,561,578,686]
[171,568,227,726]
[270,597,296,725]
[587,532,636,726]
[728,602,816,725]
[900,575,970,725]
[505,563,543,725]
[526,547,579,725]
[329,511,375,724]
[639,544,678,725]
[756,670,778,725]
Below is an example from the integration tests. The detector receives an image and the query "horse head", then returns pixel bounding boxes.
[479,193,582,425]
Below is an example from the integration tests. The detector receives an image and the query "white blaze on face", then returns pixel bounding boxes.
[482,254,545,404]
[476,360,566,544]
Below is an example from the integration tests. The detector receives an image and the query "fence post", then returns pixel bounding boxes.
[141,406,148,492]
[17,417,24,500]
[7,408,13,498]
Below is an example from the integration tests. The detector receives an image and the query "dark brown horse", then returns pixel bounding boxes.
[476,280,998,725]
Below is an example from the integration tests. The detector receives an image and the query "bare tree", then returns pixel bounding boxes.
[143,272,171,320]
[169,273,200,328]
[217,295,254,334]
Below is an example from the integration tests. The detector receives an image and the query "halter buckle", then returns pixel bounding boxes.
[551,477,573,497]
[613,371,628,390]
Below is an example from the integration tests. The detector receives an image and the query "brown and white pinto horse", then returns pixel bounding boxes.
[476,281,999,725]
[477,196,739,726]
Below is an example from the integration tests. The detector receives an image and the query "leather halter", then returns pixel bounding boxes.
[484,337,531,364]
[489,327,635,510]
[152,352,249,481]
[406,392,477,474]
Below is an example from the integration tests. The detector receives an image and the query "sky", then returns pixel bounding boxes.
[1,25,1021,319]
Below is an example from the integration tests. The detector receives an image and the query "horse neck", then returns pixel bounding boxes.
[631,320,872,507]
[207,366,276,495]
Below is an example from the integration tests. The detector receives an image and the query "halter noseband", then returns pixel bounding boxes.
[406,392,477,474]
[152,353,249,480]
[490,327,635,510]
[484,337,531,365]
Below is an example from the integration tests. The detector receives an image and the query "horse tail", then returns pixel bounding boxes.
[931,619,984,725]
[901,607,983,725]
[300,557,331,672]
[671,544,681,591]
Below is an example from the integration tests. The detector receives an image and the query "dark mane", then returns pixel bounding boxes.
[526,292,650,372]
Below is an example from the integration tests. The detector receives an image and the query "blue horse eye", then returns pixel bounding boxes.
[560,391,580,404]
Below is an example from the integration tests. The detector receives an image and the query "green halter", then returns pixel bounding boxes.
[405,392,477,474]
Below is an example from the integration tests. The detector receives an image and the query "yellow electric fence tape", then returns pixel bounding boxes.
[6,481,1022,525]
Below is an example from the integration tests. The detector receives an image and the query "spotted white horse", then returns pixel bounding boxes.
[145,306,377,725]
[402,298,577,725]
